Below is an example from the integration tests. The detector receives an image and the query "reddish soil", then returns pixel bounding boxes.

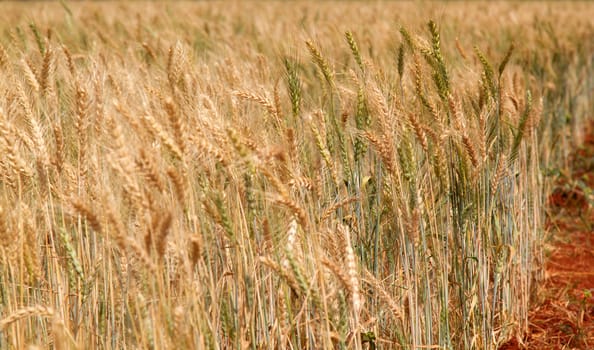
[500,124,594,349]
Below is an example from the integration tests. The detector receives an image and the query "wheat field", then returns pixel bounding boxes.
[0,2,593,349]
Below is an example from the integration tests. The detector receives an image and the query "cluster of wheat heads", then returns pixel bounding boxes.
[0,2,593,349]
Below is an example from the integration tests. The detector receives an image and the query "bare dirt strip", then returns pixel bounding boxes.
[501,122,594,349]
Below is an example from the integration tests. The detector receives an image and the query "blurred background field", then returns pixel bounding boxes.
[0,2,592,349]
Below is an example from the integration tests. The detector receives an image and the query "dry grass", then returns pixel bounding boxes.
[0,2,592,349]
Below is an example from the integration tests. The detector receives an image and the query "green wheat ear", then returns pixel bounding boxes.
[283,57,302,119]
[400,26,415,51]
[29,22,45,54]
[59,229,85,289]
[509,90,532,162]
[428,20,450,99]
[354,85,369,163]
[345,31,365,73]
[474,46,497,97]
[498,42,515,77]
[397,43,405,78]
